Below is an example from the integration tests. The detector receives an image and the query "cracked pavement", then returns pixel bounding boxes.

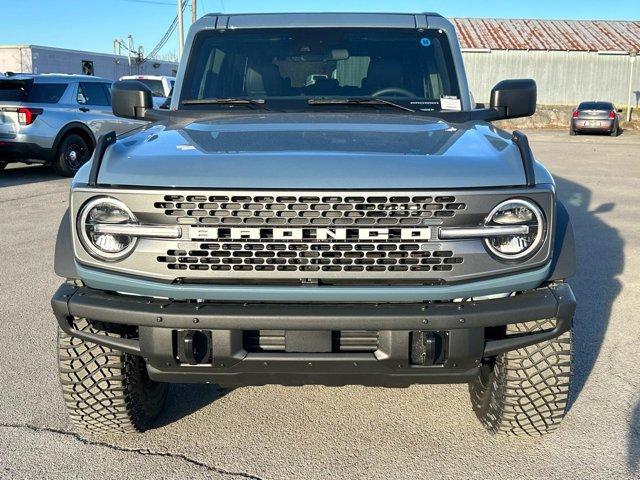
[1,130,639,479]
[0,424,260,479]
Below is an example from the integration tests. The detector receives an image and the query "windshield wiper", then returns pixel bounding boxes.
[181,98,268,109]
[308,98,415,113]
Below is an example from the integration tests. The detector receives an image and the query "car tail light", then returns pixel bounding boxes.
[17,107,43,125]
[609,111,616,119]
[572,110,579,118]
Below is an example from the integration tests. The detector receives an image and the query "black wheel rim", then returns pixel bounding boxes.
[65,143,85,169]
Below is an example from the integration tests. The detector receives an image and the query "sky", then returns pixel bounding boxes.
[1,0,638,58]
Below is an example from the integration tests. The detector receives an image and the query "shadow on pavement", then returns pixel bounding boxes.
[630,399,640,475]
[154,384,230,429]
[554,176,622,412]
[0,164,61,188]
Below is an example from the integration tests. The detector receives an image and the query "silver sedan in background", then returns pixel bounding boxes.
[570,101,622,137]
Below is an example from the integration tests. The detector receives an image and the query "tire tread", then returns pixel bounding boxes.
[57,319,167,434]
[469,319,572,436]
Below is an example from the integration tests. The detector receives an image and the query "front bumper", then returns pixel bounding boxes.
[51,282,575,387]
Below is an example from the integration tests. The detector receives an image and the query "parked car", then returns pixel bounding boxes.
[119,75,175,108]
[52,12,576,437]
[0,73,143,175]
[570,101,622,136]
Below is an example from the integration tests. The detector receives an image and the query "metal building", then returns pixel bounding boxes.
[0,45,178,81]
[452,18,640,107]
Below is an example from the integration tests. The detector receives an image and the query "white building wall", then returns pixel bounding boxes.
[0,45,178,80]
[0,46,33,73]
[463,50,640,107]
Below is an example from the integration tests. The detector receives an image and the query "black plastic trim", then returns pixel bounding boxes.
[512,130,536,187]
[0,141,54,162]
[53,284,140,355]
[88,131,116,187]
[145,364,480,387]
[53,209,79,279]
[548,200,576,281]
[485,281,574,356]
[53,285,567,331]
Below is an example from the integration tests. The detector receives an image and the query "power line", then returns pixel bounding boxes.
[115,38,137,55]
[145,0,188,60]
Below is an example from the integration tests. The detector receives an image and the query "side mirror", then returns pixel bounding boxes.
[490,79,537,120]
[617,109,623,113]
[112,80,154,120]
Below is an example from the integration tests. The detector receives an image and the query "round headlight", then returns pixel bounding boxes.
[484,199,545,260]
[78,197,137,261]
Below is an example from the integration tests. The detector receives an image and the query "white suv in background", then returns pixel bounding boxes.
[119,75,175,108]
[0,74,143,176]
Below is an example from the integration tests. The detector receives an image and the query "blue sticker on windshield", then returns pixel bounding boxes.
[420,38,431,47]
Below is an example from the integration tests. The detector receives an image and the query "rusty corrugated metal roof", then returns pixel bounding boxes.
[451,18,640,53]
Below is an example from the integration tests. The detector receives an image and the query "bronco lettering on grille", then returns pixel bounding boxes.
[188,227,432,241]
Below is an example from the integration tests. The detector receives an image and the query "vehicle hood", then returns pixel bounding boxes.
[88,112,531,189]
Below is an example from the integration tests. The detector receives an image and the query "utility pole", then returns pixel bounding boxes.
[113,39,122,56]
[127,35,134,75]
[137,46,144,74]
[191,0,197,24]
[177,0,185,58]
[628,53,637,123]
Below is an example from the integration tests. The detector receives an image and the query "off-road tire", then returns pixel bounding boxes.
[469,319,572,436]
[53,133,91,177]
[58,319,168,434]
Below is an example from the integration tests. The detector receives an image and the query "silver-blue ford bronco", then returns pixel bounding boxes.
[52,12,576,436]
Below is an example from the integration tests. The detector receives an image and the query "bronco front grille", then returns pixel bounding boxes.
[154,194,466,226]
[157,241,463,274]
[71,187,555,283]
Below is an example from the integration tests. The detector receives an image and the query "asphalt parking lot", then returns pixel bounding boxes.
[0,129,638,479]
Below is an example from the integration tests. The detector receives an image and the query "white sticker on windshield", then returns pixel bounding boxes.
[440,96,462,111]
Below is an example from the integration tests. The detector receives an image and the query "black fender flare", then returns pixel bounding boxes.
[548,200,576,281]
[52,122,97,156]
[54,209,79,280]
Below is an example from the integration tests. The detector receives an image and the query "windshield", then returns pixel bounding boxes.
[181,28,461,111]
[578,102,613,111]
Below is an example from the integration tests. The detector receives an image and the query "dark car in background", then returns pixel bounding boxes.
[570,101,622,137]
